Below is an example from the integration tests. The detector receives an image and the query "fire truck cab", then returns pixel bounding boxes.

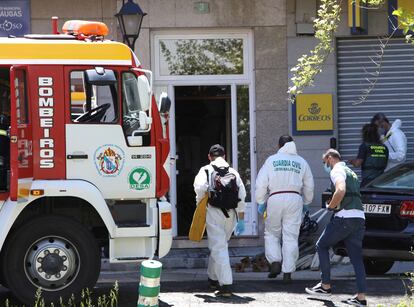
[0,20,172,304]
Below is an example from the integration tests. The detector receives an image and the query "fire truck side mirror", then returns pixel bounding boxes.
[138,110,151,130]
[84,68,117,86]
[159,92,171,115]
[137,75,151,112]
[127,132,143,147]
[126,111,151,146]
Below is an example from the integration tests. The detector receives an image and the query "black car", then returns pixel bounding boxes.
[322,162,414,275]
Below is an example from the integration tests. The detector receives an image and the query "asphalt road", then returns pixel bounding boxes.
[0,276,411,307]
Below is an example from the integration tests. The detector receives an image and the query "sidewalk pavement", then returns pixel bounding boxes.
[98,261,414,284]
[95,261,413,306]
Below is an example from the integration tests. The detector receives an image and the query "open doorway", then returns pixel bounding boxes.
[175,85,232,236]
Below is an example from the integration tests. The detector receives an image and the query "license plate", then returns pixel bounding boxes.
[363,204,391,215]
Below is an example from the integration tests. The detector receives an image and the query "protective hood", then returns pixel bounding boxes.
[390,119,402,131]
[211,156,229,168]
[277,141,297,155]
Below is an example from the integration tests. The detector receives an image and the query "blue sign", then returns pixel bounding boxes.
[0,0,30,37]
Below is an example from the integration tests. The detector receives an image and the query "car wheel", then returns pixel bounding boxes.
[2,215,101,305]
[364,258,394,275]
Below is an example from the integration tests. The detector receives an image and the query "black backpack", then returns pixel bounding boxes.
[206,165,240,213]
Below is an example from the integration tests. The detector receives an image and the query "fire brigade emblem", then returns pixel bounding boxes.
[94,145,125,177]
[128,167,151,190]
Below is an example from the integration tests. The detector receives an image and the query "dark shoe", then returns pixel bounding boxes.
[344,296,367,306]
[283,273,292,283]
[208,278,219,290]
[267,261,281,278]
[305,282,332,297]
[214,285,232,297]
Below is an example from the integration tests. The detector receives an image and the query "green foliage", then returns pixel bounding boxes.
[393,8,414,43]
[160,38,243,75]
[288,0,387,99]
[3,282,119,307]
[288,0,342,98]
[393,299,414,307]
[365,0,385,6]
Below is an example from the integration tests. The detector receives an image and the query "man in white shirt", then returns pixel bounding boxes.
[371,113,407,170]
[193,144,246,297]
[255,135,314,281]
[306,149,367,307]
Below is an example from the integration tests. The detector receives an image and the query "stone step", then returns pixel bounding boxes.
[101,246,263,271]
[161,246,264,269]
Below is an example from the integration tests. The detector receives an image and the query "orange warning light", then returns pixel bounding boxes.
[62,20,109,37]
[161,212,172,229]
[30,189,44,196]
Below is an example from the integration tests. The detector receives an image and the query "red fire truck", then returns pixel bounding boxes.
[0,19,172,304]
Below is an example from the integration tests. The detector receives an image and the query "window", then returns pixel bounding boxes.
[70,70,118,123]
[237,85,251,201]
[159,38,244,76]
[122,72,144,136]
[153,32,250,81]
[370,165,414,190]
[15,70,28,124]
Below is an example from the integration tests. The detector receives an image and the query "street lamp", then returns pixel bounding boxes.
[115,0,147,49]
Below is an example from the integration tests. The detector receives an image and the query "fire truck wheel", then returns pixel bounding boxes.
[0,252,7,288]
[2,215,101,305]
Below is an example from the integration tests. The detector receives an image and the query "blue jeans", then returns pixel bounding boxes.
[316,217,367,293]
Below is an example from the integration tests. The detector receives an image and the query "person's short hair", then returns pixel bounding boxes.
[371,112,389,125]
[209,144,225,157]
[322,148,341,160]
[278,135,294,148]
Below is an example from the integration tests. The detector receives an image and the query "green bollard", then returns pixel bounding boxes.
[138,260,162,307]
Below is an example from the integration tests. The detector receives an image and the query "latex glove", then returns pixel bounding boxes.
[325,201,335,212]
[257,203,266,216]
[234,219,245,236]
[303,204,310,214]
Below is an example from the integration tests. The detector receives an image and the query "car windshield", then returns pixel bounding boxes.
[368,164,414,190]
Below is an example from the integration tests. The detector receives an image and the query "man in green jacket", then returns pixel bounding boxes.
[306,149,367,307]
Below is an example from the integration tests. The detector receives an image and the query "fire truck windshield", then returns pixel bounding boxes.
[70,70,118,123]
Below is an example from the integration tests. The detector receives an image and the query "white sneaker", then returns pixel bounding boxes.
[305,282,332,297]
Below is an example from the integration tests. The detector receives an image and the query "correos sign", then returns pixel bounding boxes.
[294,94,333,134]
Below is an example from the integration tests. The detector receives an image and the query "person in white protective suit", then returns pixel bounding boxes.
[255,135,314,281]
[193,144,246,297]
[371,113,407,171]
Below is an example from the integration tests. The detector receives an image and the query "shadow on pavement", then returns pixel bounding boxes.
[159,299,174,307]
[307,297,339,307]
[159,279,409,297]
[195,294,255,304]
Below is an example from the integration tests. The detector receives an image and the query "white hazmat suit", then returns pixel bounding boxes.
[194,157,246,286]
[255,142,314,273]
[383,119,407,171]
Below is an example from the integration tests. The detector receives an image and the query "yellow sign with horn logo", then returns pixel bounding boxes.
[295,94,333,133]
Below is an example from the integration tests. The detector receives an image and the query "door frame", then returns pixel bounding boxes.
[151,29,256,237]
